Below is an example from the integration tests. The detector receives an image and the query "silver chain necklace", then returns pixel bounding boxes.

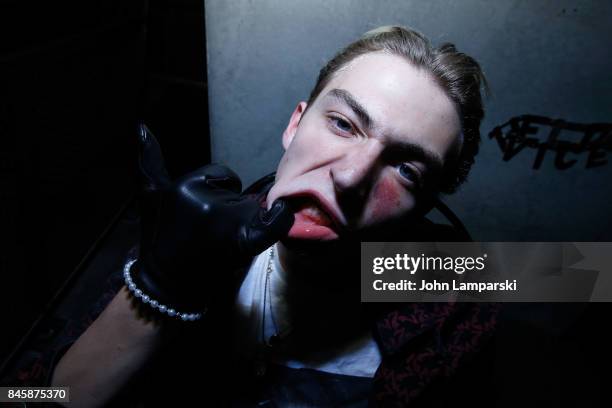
[256,245,291,376]
[262,245,280,346]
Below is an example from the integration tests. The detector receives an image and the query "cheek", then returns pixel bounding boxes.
[276,139,307,178]
[369,176,413,222]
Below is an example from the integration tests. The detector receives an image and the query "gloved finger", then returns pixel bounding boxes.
[138,123,171,191]
[241,199,295,255]
[178,163,242,194]
[171,169,241,210]
[201,163,242,193]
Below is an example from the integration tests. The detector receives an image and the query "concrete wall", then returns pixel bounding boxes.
[205,0,612,241]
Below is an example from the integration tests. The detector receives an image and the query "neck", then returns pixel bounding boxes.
[274,239,369,349]
[277,239,361,291]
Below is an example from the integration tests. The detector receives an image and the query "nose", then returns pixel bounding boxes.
[330,140,383,222]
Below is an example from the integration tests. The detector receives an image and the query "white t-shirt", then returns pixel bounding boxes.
[234,244,382,378]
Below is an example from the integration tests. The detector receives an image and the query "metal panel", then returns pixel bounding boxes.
[206,0,612,240]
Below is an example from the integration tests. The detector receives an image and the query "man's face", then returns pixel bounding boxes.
[267,52,461,241]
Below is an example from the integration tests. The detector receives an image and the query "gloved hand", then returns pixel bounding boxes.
[128,124,294,318]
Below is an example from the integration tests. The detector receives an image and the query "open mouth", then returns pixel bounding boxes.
[285,194,341,240]
[291,197,334,227]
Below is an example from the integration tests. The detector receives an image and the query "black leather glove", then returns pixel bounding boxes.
[129,124,294,317]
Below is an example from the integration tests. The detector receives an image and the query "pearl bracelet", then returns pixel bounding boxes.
[123,258,205,322]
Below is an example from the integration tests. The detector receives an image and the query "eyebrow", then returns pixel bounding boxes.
[326,88,374,130]
[393,142,444,176]
[324,88,445,174]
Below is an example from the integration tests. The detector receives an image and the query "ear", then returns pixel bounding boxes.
[282,101,308,150]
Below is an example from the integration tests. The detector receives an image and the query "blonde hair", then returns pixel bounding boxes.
[307,25,488,193]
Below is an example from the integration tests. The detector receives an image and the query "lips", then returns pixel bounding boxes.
[284,194,341,240]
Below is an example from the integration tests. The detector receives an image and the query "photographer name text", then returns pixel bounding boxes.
[373,279,518,292]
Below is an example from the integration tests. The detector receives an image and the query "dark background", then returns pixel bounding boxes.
[0,0,210,368]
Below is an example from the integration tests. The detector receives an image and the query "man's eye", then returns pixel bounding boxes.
[330,117,354,133]
[398,163,421,184]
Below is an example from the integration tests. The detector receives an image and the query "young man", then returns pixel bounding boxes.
[51,26,496,407]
